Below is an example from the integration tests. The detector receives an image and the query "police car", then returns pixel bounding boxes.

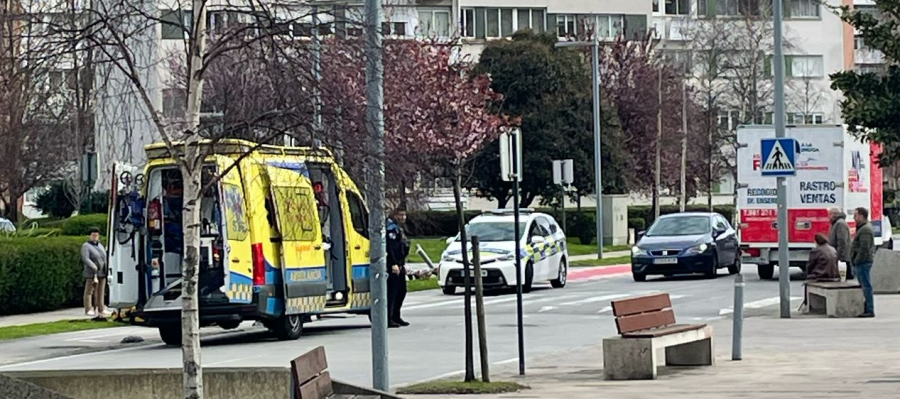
[438,209,569,295]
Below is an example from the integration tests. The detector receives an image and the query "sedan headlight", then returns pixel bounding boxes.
[631,246,649,256]
[499,253,515,261]
[685,243,709,255]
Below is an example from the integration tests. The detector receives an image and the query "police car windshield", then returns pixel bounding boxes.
[646,216,710,237]
[458,222,528,242]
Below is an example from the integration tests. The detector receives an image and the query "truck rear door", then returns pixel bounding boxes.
[787,126,844,243]
[108,162,143,309]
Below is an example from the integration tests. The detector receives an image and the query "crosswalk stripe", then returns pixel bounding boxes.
[719,296,802,315]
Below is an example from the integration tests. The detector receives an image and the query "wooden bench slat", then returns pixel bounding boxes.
[299,371,334,399]
[612,293,672,317]
[292,346,328,386]
[616,309,676,334]
[621,323,706,338]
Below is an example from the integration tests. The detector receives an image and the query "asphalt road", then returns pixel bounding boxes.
[0,264,806,388]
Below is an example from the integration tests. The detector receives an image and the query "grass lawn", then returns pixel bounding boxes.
[397,380,526,395]
[411,237,629,262]
[569,255,631,268]
[0,319,121,341]
[407,278,440,292]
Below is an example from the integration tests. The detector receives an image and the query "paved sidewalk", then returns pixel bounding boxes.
[0,308,88,328]
[409,295,900,398]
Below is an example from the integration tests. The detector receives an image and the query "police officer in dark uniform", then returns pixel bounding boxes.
[386,208,410,328]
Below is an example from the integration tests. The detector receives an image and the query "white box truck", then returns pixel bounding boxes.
[736,125,885,280]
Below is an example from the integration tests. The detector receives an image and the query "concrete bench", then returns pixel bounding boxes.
[291,347,389,399]
[805,281,864,318]
[603,293,714,380]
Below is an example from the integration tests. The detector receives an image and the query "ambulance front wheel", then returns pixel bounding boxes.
[158,325,182,346]
[271,314,303,340]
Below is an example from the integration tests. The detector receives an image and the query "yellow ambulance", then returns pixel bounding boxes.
[107,139,372,345]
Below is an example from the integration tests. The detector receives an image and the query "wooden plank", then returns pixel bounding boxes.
[291,346,328,386]
[615,309,676,334]
[611,293,672,317]
[299,371,334,399]
[622,323,705,338]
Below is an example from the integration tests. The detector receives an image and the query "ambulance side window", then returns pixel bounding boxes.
[347,192,369,238]
[222,183,249,241]
[265,196,279,236]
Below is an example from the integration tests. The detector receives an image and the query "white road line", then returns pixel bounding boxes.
[0,343,167,371]
[719,296,802,315]
[597,306,612,314]
[560,294,630,307]
[538,306,556,313]
[493,357,519,365]
[207,354,267,366]
[403,299,462,311]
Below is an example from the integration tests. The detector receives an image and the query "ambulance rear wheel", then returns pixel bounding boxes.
[272,314,303,341]
[158,325,182,346]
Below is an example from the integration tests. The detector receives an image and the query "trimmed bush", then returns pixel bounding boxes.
[628,218,646,231]
[60,214,109,236]
[405,210,481,237]
[0,236,87,315]
[629,205,735,229]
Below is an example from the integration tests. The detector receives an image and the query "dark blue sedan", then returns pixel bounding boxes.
[631,212,741,282]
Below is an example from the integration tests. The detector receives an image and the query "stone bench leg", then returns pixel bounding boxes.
[603,337,656,380]
[826,290,864,318]
[807,292,827,314]
[665,338,715,366]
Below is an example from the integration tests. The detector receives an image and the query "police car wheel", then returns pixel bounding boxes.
[158,325,181,346]
[273,315,303,341]
[551,258,567,288]
[523,263,534,293]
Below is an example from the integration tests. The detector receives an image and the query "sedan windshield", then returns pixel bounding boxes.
[646,216,710,237]
[457,222,527,242]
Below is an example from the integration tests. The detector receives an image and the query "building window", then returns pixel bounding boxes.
[787,0,818,18]
[161,9,192,40]
[517,9,545,33]
[552,14,577,37]
[596,14,624,39]
[665,0,690,15]
[718,110,740,131]
[381,22,407,36]
[653,0,660,13]
[788,113,824,124]
[418,9,450,36]
[462,8,476,37]
[787,55,824,78]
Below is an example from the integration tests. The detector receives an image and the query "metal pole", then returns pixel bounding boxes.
[472,236,490,383]
[680,65,688,213]
[732,274,744,361]
[592,40,603,260]
[560,186,566,233]
[773,0,790,319]
[512,129,525,376]
[364,0,389,389]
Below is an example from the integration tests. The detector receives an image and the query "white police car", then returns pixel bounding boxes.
[438,209,569,295]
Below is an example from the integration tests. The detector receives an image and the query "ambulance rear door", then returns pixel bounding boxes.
[108,162,144,309]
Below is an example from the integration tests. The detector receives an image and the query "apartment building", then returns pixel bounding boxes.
[844,0,884,72]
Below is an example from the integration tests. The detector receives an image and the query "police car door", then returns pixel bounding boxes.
[265,164,327,315]
[108,162,143,309]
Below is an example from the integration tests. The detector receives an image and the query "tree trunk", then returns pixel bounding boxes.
[654,67,662,220]
[471,236,490,383]
[182,2,209,398]
[453,170,475,382]
[399,178,408,210]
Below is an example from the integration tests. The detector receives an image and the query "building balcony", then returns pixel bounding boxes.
[855,48,884,65]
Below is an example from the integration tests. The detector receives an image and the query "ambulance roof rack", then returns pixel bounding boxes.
[484,208,534,215]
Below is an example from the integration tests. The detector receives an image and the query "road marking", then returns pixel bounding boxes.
[560,294,630,306]
[493,357,519,365]
[0,343,166,371]
[538,306,556,313]
[404,299,461,311]
[64,328,146,342]
[207,354,267,366]
[719,296,802,315]
[597,306,612,314]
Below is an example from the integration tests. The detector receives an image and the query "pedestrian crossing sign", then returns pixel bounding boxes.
[760,138,798,176]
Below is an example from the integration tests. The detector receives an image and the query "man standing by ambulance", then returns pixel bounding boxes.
[386,208,411,328]
[851,207,875,318]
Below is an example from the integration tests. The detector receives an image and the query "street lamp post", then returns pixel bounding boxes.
[556,40,603,259]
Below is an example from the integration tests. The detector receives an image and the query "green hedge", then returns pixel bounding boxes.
[628,205,735,229]
[0,237,87,315]
[60,214,109,236]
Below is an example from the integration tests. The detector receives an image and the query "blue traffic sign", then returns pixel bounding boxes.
[760,138,798,177]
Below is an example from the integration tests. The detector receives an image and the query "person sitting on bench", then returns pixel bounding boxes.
[806,233,841,282]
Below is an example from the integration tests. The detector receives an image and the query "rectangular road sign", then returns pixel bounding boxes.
[500,128,523,182]
[760,138,798,177]
[552,159,574,185]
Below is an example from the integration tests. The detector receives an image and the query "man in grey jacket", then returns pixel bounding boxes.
[828,208,853,280]
[851,207,876,318]
[82,227,109,317]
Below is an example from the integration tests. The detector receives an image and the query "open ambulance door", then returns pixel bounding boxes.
[213,155,251,304]
[265,163,327,315]
[108,162,144,309]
